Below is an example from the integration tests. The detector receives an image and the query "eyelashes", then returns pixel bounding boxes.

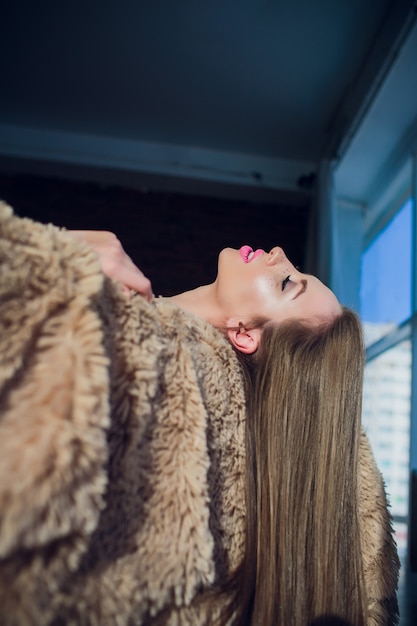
[281,275,291,291]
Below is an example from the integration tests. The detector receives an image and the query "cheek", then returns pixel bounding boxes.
[250,276,278,303]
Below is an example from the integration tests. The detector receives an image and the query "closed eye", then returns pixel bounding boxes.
[281,275,291,291]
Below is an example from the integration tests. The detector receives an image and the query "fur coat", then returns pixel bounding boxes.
[0,202,399,625]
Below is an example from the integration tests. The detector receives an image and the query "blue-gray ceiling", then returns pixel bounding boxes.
[1,0,416,201]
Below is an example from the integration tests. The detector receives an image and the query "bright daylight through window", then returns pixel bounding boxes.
[360,198,412,557]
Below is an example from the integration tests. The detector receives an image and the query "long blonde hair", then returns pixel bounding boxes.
[222,308,367,625]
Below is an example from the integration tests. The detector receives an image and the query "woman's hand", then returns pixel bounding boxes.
[68,230,154,301]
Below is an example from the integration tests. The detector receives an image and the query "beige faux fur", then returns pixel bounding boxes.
[0,203,399,625]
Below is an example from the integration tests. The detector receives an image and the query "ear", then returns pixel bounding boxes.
[226,322,262,354]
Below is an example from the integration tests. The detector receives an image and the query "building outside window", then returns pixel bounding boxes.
[360,198,413,558]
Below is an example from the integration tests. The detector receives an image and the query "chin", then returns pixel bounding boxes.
[220,246,239,256]
[218,247,238,266]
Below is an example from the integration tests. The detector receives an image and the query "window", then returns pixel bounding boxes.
[362,339,411,556]
[360,198,412,343]
[360,197,413,558]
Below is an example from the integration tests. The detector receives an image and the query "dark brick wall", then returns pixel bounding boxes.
[0,173,310,297]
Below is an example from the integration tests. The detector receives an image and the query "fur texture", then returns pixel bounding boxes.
[0,203,398,625]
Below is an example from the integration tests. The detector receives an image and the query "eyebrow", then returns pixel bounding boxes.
[293,279,307,300]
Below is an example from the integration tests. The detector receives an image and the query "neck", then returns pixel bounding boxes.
[168,283,225,327]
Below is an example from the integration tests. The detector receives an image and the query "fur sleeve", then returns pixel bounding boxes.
[358,428,400,625]
[0,202,112,623]
[0,203,229,624]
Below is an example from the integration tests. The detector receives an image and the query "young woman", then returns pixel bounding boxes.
[68,232,341,337]
[67,230,400,626]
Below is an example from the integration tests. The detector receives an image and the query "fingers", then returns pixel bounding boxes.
[66,230,154,300]
[122,268,154,301]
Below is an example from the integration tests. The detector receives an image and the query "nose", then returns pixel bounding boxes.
[266,246,285,266]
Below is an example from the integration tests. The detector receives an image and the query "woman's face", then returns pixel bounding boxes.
[216,246,341,326]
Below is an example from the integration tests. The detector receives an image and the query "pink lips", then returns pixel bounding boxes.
[240,245,264,263]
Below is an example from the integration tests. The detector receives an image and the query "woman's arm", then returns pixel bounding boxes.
[68,230,154,301]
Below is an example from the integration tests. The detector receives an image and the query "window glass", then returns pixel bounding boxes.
[362,338,411,557]
[360,199,412,343]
